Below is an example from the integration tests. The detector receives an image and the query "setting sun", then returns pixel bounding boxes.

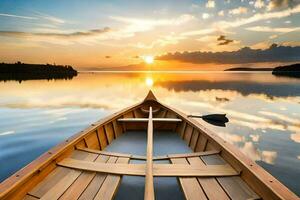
[143,56,154,64]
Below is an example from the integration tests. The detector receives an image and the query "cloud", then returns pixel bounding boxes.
[269,34,278,39]
[250,134,260,142]
[218,10,225,16]
[0,131,15,136]
[228,7,248,15]
[206,0,215,8]
[0,13,37,20]
[202,13,211,19]
[254,0,265,8]
[217,35,234,45]
[182,2,300,39]
[259,111,300,124]
[129,33,187,49]
[35,12,65,24]
[107,14,195,40]
[218,4,300,28]
[291,133,300,143]
[110,14,194,31]
[182,28,215,36]
[0,12,66,24]
[0,27,111,40]
[239,142,278,165]
[0,13,195,46]
[216,132,245,144]
[157,43,300,64]
[267,0,297,10]
[261,151,278,164]
[245,26,300,32]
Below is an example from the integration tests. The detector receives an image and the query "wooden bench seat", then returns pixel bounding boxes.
[58,158,238,177]
[23,151,129,200]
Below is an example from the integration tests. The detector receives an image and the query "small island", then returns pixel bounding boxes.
[0,62,78,82]
[272,63,300,78]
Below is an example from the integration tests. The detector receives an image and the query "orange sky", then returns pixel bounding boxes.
[0,0,300,70]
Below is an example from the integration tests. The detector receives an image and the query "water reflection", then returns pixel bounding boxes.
[0,72,299,195]
[145,77,154,87]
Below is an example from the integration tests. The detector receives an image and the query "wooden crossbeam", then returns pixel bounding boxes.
[117,118,182,122]
[77,147,220,160]
[57,158,238,177]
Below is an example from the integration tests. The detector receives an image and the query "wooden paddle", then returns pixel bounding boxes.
[187,114,229,127]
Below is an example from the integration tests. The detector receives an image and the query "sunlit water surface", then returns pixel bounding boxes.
[0,72,299,195]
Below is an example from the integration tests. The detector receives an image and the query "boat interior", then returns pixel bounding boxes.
[0,91,297,200]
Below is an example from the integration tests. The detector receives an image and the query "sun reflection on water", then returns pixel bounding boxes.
[145,77,154,87]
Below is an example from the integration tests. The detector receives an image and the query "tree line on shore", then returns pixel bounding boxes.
[0,62,78,82]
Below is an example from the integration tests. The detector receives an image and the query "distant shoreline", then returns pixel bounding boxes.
[0,62,78,82]
[224,67,274,71]
[225,63,300,78]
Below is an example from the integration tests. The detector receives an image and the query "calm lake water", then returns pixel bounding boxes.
[0,72,299,195]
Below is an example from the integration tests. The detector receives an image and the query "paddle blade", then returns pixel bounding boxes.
[188,114,229,127]
[201,114,229,123]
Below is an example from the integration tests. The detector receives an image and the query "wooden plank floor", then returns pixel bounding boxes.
[23,131,261,200]
[24,151,128,200]
[171,154,260,200]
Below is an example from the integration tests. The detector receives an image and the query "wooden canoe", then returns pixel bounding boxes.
[0,90,298,200]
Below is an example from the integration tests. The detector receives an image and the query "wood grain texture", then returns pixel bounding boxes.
[84,131,100,150]
[123,112,134,118]
[195,134,208,152]
[171,158,207,200]
[112,120,123,137]
[145,106,155,200]
[78,156,116,200]
[97,126,108,150]
[179,122,187,139]
[93,157,130,200]
[133,109,144,118]
[183,125,193,145]
[58,158,238,177]
[58,155,108,200]
[201,154,260,200]
[23,195,39,200]
[77,147,218,161]
[29,151,97,200]
[117,118,181,122]
[104,123,115,144]
[154,109,166,118]
[188,157,230,200]
[167,150,219,159]
[189,129,200,150]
